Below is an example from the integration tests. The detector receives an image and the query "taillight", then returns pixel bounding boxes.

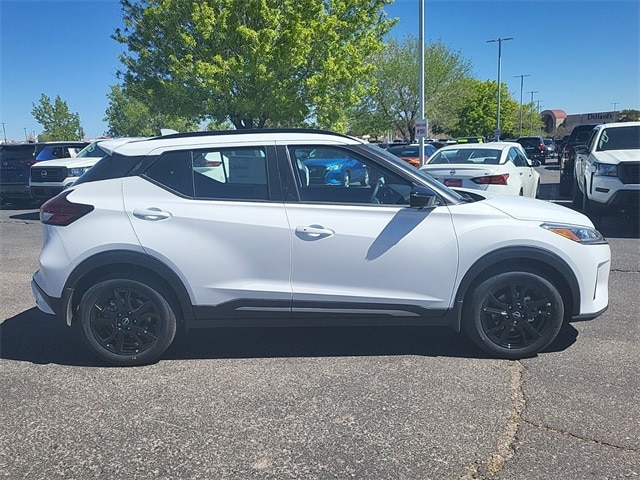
[472,174,509,185]
[40,190,94,226]
[538,144,546,151]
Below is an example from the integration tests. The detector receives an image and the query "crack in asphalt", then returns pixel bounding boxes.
[521,418,639,453]
[459,361,524,480]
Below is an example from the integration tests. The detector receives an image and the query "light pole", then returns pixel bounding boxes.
[514,74,530,136]
[527,90,538,134]
[418,0,425,166]
[612,102,619,121]
[536,100,543,135]
[487,37,513,140]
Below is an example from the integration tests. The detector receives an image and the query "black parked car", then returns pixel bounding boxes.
[516,136,547,164]
[0,143,41,207]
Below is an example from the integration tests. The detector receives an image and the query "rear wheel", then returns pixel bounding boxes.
[78,278,177,366]
[464,272,564,359]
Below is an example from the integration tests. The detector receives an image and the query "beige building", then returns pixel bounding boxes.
[541,109,619,134]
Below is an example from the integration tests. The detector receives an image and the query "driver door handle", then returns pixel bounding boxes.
[295,225,334,237]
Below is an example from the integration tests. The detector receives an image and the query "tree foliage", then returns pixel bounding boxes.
[114,0,396,130]
[361,36,472,142]
[617,109,640,122]
[448,79,521,139]
[104,85,199,136]
[31,94,84,140]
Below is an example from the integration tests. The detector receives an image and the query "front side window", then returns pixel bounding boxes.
[144,147,269,200]
[288,145,412,205]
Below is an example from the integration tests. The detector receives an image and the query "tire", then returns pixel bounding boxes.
[464,272,564,359]
[571,177,583,209]
[582,183,602,226]
[558,176,571,197]
[78,278,177,366]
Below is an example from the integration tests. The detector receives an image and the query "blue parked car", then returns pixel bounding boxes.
[300,148,369,187]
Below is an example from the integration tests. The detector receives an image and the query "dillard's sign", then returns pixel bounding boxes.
[583,112,617,122]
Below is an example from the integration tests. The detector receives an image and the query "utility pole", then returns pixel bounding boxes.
[514,74,531,136]
[487,37,513,140]
[418,0,426,166]
[612,102,619,121]
[1,122,6,143]
[527,91,539,134]
[536,100,543,135]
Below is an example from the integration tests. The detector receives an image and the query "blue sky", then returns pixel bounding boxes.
[1,0,638,141]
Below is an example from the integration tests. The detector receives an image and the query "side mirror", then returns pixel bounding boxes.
[410,185,438,208]
[531,159,541,167]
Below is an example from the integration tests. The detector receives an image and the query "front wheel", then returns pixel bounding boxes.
[78,278,177,366]
[464,272,564,359]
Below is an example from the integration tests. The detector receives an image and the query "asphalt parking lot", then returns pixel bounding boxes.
[1,160,638,479]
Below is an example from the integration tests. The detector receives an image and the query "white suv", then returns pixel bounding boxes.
[31,129,611,366]
[29,138,145,201]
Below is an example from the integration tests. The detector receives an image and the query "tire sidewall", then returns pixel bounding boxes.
[79,278,177,366]
[464,271,564,359]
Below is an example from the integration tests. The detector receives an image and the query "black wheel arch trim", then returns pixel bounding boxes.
[452,246,580,331]
[63,250,194,327]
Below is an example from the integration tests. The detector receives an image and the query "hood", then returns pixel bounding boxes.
[591,149,639,164]
[481,194,595,227]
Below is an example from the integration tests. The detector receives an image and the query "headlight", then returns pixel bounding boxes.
[541,223,606,244]
[68,167,89,177]
[593,163,617,177]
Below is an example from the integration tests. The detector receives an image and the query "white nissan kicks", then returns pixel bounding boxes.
[31,129,611,366]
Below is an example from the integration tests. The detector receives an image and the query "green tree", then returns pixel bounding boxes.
[31,94,84,140]
[448,79,520,139]
[104,85,199,136]
[617,109,640,122]
[360,36,472,142]
[114,0,396,131]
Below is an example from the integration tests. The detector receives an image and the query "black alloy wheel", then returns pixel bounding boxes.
[465,272,564,359]
[79,278,176,366]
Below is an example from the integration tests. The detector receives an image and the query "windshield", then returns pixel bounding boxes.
[596,125,640,151]
[427,148,502,165]
[76,141,110,158]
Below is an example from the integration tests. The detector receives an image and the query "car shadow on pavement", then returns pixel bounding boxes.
[1,308,578,366]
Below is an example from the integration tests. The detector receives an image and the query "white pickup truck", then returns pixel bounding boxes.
[573,121,640,219]
[30,137,145,201]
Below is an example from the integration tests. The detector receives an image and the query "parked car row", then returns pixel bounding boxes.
[0,141,88,207]
[0,138,147,207]
[30,128,610,366]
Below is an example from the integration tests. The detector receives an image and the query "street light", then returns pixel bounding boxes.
[487,37,513,140]
[527,90,539,134]
[514,74,531,136]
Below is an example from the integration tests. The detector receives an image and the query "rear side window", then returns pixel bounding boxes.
[144,147,269,201]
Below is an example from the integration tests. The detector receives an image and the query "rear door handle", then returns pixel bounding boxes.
[133,207,172,221]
